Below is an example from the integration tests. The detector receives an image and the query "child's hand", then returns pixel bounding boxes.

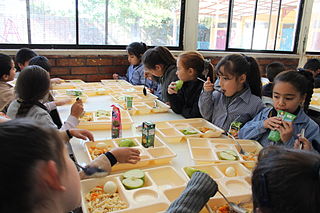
[0,112,10,123]
[110,147,140,164]
[168,82,177,94]
[70,99,84,118]
[55,98,72,106]
[263,117,282,130]
[203,77,214,92]
[69,129,94,141]
[144,71,153,80]
[113,73,119,80]
[277,121,294,143]
[294,135,313,151]
[50,78,63,84]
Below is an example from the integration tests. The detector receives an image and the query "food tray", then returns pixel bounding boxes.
[182,162,252,201]
[81,166,189,213]
[187,138,263,169]
[84,136,176,171]
[311,93,320,105]
[121,100,170,115]
[52,90,88,103]
[155,118,224,143]
[101,79,133,87]
[51,79,85,90]
[78,83,108,96]
[77,109,133,130]
[111,92,158,104]
[106,85,145,94]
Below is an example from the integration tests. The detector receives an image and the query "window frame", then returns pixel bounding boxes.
[0,0,186,50]
[197,0,305,54]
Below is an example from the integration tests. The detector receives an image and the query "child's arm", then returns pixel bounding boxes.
[60,99,83,130]
[167,172,218,213]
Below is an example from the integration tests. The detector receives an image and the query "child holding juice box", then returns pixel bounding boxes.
[142,46,179,103]
[167,51,214,118]
[198,54,265,132]
[0,54,16,113]
[113,42,157,90]
[0,119,140,212]
[239,70,320,150]
[7,65,83,130]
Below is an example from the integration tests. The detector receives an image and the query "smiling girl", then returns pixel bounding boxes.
[239,70,320,150]
[198,54,264,132]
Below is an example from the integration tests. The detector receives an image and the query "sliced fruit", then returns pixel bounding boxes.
[118,139,137,147]
[184,167,207,178]
[122,169,145,180]
[122,178,144,189]
[218,151,237,161]
[174,80,184,91]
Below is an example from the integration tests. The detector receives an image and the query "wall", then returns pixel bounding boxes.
[42,54,299,82]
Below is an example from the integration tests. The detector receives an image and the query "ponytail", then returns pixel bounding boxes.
[274,70,314,113]
[142,46,176,70]
[16,100,48,118]
[215,54,262,97]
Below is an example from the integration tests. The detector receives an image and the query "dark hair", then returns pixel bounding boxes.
[304,59,320,72]
[142,46,176,70]
[0,53,13,79]
[215,54,262,97]
[274,70,314,112]
[15,65,50,117]
[178,51,214,80]
[126,42,148,59]
[0,119,65,213]
[252,146,320,213]
[29,56,51,72]
[15,48,38,70]
[266,62,285,82]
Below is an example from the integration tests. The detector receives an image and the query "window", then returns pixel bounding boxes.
[198,0,303,52]
[306,0,320,53]
[0,0,185,49]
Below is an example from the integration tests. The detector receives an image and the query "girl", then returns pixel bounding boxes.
[0,119,140,212]
[167,51,213,118]
[142,46,179,103]
[0,53,16,112]
[113,42,156,90]
[239,70,320,149]
[7,65,83,130]
[198,54,265,132]
[168,146,320,213]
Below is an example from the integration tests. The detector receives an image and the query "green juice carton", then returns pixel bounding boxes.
[268,110,296,142]
[141,122,155,148]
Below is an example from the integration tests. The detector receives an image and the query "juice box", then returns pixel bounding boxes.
[228,121,242,138]
[141,122,155,148]
[125,96,133,110]
[111,105,122,138]
[268,110,296,142]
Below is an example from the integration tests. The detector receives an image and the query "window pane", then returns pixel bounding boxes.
[252,0,280,50]
[198,0,229,50]
[29,0,76,44]
[229,0,256,49]
[275,0,301,51]
[306,0,320,52]
[0,0,28,44]
[79,0,182,46]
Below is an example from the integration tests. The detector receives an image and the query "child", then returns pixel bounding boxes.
[198,54,264,132]
[0,119,140,212]
[262,62,285,98]
[15,47,38,72]
[7,65,83,130]
[167,51,213,118]
[29,55,63,84]
[239,70,320,149]
[142,46,179,103]
[0,53,16,112]
[168,146,320,213]
[303,58,320,88]
[113,42,156,89]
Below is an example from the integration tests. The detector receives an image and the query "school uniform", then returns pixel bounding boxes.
[7,100,78,130]
[262,83,273,98]
[198,87,265,132]
[0,81,14,112]
[238,107,320,148]
[168,80,203,118]
[119,63,157,89]
[156,64,179,102]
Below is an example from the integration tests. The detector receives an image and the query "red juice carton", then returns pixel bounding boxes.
[141,122,155,148]
[111,105,122,138]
